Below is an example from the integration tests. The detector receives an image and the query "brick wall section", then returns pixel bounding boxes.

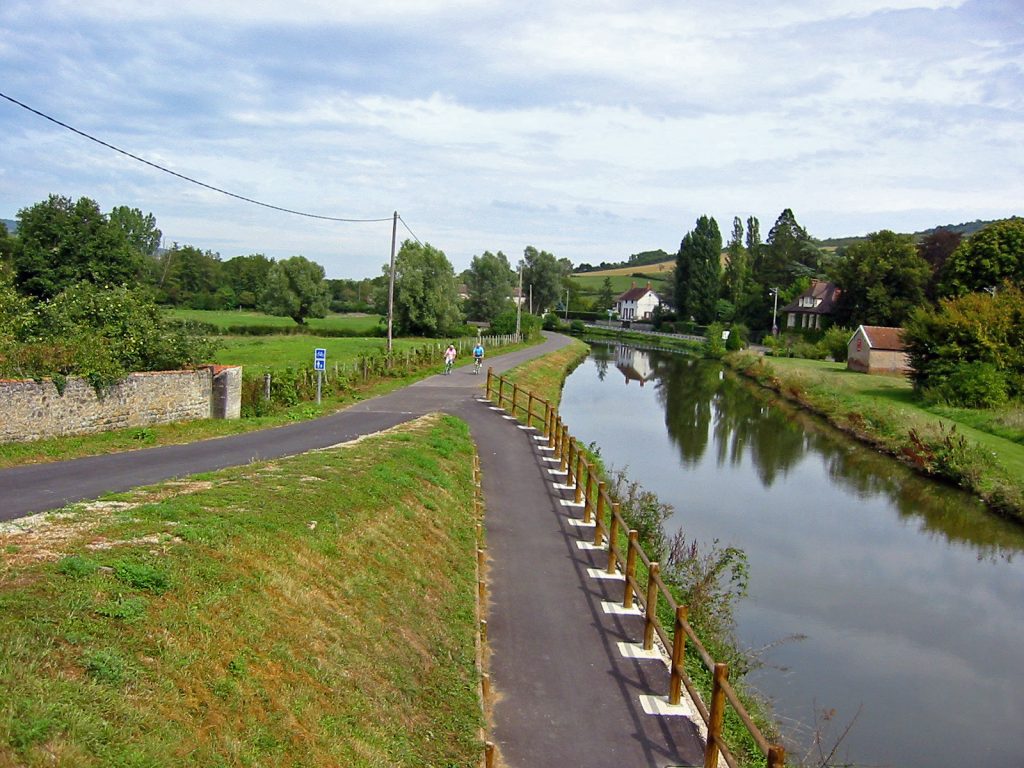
[0,366,242,444]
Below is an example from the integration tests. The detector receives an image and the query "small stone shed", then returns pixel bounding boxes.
[847,325,911,374]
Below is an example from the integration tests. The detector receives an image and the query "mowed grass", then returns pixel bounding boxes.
[167,309,384,334]
[0,414,483,768]
[752,356,1024,510]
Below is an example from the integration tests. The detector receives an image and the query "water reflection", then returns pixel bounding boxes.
[585,340,1024,558]
[566,342,1024,767]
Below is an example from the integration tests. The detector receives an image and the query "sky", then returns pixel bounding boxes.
[1,0,1021,279]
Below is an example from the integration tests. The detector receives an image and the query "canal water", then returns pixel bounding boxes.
[559,341,1024,768]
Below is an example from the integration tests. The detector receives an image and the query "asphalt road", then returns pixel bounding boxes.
[0,332,707,767]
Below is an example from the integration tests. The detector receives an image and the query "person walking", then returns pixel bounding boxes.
[443,343,457,375]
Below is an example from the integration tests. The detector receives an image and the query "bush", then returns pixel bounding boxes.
[819,325,851,362]
[929,362,1009,408]
[703,322,726,359]
[570,319,586,334]
[725,324,748,351]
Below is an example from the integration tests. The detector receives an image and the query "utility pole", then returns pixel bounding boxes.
[564,289,569,320]
[515,261,523,336]
[386,211,398,355]
[769,286,780,336]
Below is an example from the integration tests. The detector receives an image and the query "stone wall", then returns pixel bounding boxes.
[0,366,242,444]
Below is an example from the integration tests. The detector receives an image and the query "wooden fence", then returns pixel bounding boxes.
[484,368,786,768]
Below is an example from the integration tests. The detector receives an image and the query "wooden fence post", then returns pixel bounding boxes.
[768,745,786,768]
[605,498,619,574]
[669,605,688,705]
[497,376,505,408]
[583,468,595,523]
[527,391,535,428]
[704,663,728,768]
[486,367,494,398]
[643,562,660,650]
[547,408,557,448]
[511,383,519,417]
[574,451,584,504]
[623,530,639,609]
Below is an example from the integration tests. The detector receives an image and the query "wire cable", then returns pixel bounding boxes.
[398,215,423,245]
[0,91,394,224]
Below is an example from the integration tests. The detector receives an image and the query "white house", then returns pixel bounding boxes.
[614,283,660,321]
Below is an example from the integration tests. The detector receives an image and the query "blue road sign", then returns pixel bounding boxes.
[314,358,326,371]
[314,347,327,361]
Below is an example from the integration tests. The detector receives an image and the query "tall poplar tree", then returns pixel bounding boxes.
[723,216,749,307]
[675,215,722,323]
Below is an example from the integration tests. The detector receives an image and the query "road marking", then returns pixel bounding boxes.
[559,499,585,508]
[588,568,625,581]
[576,541,604,551]
[552,482,574,490]
[602,601,642,616]
[547,469,567,476]
[617,642,660,659]
[568,518,595,527]
[639,695,696,719]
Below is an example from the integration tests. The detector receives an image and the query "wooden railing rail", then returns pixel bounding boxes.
[484,369,785,768]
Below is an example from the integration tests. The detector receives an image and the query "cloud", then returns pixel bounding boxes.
[0,0,1020,277]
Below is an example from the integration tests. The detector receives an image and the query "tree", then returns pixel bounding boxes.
[594,277,616,312]
[937,218,1024,297]
[157,244,224,308]
[903,282,1024,404]
[722,216,749,307]
[675,215,722,323]
[758,208,815,289]
[831,230,930,327]
[389,240,462,336]
[13,195,141,299]
[108,206,162,258]
[224,254,274,309]
[261,255,331,325]
[465,250,514,321]
[917,228,962,301]
[521,246,562,314]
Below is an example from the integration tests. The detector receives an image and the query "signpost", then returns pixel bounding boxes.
[314,348,326,404]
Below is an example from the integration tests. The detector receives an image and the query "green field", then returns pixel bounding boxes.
[167,308,384,334]
[213,335,441,370]
[0,415,483,767]
[570,272,672,294]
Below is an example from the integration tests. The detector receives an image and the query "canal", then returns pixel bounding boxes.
[558,341,1024,768]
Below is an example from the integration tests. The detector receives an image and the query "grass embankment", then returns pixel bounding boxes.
[499,339,773,767]
[731,353,1024,521]
[0,414,484,767]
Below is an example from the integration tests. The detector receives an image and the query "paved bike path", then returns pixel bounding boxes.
[0,333,705,767]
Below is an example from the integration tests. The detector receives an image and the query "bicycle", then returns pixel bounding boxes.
[444,360,453,375]
[473,357,483,374]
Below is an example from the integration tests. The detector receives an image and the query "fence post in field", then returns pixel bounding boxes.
[669,605,688,705]
[527,391,535,428]
[624,530,639,609]
[263,373,271,402]
[547,407,557,447]
[704,663,728,768]
[497,376,505,408]
[486,367,494,399]
[511,383,519,417]
[643,562,660,650]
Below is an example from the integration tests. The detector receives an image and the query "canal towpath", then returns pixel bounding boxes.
[0,333,706,768]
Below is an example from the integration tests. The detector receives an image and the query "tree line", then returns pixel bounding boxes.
[671,208,1024,407]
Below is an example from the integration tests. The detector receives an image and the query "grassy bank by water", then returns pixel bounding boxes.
[167,309,384,335]
[730,353,1024,521]
[0,414,483,767]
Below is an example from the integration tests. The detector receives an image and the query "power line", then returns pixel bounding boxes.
[398,215,423,245]
[0,91,393,224]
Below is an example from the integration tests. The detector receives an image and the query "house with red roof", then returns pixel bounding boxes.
[781,279,841,331]
[614,282,660,322]
[847,325,911,374]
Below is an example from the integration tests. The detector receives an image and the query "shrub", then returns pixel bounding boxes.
[819,325,852,362]
[703,322,726,359]
[570,319,586,334]
[930,362,1009,408]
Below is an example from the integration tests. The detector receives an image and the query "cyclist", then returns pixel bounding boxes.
[443,343,457,375]
[472,342,485,374]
